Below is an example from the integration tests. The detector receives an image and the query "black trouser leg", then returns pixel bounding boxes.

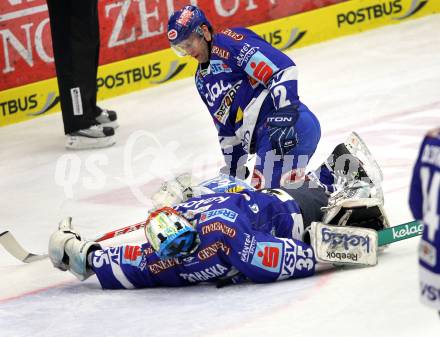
[282,181,329,228]
[46,0,100,134]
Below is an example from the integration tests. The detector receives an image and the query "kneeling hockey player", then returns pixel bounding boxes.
[49,134,388,289]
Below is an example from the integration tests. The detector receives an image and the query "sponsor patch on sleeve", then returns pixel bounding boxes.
[244,51,279,85]
[251,242,282,273]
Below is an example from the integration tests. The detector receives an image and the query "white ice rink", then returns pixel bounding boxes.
[1,14,439,337]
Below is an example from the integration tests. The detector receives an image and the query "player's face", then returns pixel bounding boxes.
[187,35,210,63]
[172,26,211,63]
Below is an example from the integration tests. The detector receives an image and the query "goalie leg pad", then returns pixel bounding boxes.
[48,217,100,281]
[310,222,378,266]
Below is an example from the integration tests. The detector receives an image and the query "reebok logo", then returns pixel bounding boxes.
[327,251,358,261]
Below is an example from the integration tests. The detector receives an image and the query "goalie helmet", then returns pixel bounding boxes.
[167,5,212,56]
[144,207,199,259]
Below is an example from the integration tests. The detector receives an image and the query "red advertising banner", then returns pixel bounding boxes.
[0,0,346,92]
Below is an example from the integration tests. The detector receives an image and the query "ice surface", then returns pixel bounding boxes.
[1,15,439,337]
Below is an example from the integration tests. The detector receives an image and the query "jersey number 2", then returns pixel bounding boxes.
[273,85,291,108]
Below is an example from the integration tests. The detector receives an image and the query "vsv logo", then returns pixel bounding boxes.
[251,242,282,273]
[420,282,440,302]
[280,239,297,279]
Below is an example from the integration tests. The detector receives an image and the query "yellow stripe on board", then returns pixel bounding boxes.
[0,0,438,127]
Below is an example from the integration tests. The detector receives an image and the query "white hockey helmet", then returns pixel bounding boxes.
[144,207,199,259]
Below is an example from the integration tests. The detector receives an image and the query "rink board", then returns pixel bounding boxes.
[0,0,438,127]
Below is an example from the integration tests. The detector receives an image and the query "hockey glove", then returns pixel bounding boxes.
[267,105,299,157]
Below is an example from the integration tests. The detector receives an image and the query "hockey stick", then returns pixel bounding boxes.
[378,220,423,246]
[0,231,47,263]
[93,220,146,242]
[0,220,147,263]
[0,220,422,264]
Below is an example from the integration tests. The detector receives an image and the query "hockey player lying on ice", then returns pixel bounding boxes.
[49,133,389,289]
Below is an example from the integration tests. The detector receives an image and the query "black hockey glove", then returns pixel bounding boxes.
[267,105,299,157]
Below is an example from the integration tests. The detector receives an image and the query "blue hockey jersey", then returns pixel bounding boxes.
[409,128,440,309]
[194,27,319,175]
[90,189,316,289]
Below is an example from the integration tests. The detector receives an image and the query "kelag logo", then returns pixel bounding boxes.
[336,0,428,27]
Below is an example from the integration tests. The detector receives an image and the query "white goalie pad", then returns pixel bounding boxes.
[309,222,378,266]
